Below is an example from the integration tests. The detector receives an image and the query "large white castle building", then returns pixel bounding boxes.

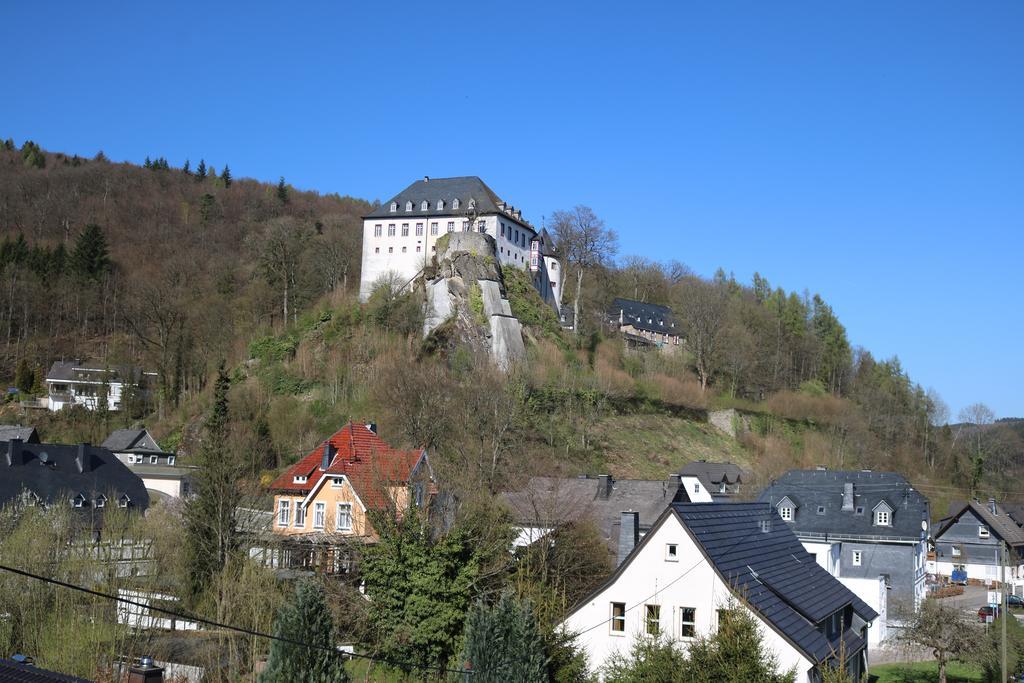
[358,176,563,311]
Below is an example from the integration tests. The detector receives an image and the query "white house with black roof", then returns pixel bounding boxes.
[358,176,563,310]
[607,297,682,352]
[44,360,154,413]
[561,502,877,682]
[102,428,195,501]
[0,438,149,523]
[757,470,930,634]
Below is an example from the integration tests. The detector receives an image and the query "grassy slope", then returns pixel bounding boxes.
[871,661,983,682]
[592,413,750,480]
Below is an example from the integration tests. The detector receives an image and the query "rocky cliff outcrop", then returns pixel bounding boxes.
[422,232,526,370]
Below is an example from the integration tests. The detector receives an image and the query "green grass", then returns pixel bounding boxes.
[871,661,984,683]
[591,413,749,480]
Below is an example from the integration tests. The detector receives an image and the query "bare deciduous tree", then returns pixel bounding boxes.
[249,217,311,325]
[673,278,729,391]
[550,206,618,335]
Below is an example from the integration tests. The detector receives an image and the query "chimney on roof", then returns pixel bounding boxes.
[990,497,997,515]
[5,438,21,466]
[128,656,164,683]
[365,422,377,435]
[75,444,87,473]
[320,442,335,471]
[598,474,613,499]
[842,482,855,512]
[618,511,639,566]
[424,176,429,182]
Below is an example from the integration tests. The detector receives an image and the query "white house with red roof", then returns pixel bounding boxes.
[267,422,432,543]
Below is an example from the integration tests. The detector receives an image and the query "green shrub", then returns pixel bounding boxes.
[503,267,563,342]
[249,335,298,363]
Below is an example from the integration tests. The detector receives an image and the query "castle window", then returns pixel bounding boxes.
[462,220,470,231]
[374,224,382,237]
[390,202,397,212]
[421,200,429,211]
[501,224,505,238]
[415,223,423,236]
[416,245,421,252]
[445,221,453,233]
[388,247,393,253]
[401,223,409,236]
[453,198,460,209]
[468,198,476,210]
[405,201,412,211]
[437,199,445,210]
[402,246,407,253]
[478,220,486,233]
[387,224,396,237]
[375,247,379,253]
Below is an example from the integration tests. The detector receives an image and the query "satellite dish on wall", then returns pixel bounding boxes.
[921,520,928,531]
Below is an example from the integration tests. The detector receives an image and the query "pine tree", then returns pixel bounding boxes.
[196,159,207,181]
[14,359,34,394]
[199,194,217,224]
[276,177,288,204]
[462,593,547,683]
[259,581,350,683]
[144,156,152,169]
[3,139,13,151]
[221,164,232,188]
[71,224,112,281]
[183,364,242,601]
[183,159,191,175]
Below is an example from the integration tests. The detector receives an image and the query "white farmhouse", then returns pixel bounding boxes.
[561,502,877,682]
[359,176,563,310]
[44,360,154,412]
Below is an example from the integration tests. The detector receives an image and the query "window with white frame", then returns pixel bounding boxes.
[462,220,469,231]
[680,607,696,637]
[313,502,325,529]
[401,223,409,236]
[952,545,962,557]
[293,475,307,484]
[979,525,990,539]
[453,198,460,209]
[852,550,862,566]
[95,495,106,508]
[387,223,396,237]
[875,510,891,526]
[610,602,625,633]
[390,202,397,212]
[694,483,700,493]
[336,503,353,531]
[477,219,486,233]
[168,456,175,465]
[437,199,444,210]
[666,544,678,561]
[415,223,423,236]
[150,455,158,464]
[278,499,291,527]
[779,505,793,522]
[421,200,429,211]
[645,604,661,635]
[404,201,412,211]
[294,501,305,527]
[446,221,453,233]
[374,224,382,237]
[331,478,343,489]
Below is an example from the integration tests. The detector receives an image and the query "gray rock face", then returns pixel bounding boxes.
[423,278,453,337]
[490,315,526,372]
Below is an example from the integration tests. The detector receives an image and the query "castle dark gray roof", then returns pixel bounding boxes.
[502,474,690,554]
[757,470,930,542]
[0,425,39,444]
[609,298,679,335]
[0,440,149,515]
[674,502,876,664]
[364,176,535,230]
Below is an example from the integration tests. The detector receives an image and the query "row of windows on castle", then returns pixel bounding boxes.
[372,219,534,248]
[389,198,469,212]
[277,496,353,532]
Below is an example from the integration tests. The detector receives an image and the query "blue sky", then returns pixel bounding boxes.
[4,1,1022,419]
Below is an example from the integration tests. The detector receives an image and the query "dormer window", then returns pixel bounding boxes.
[293,475,308,485]
[71,492,86,508]
[779,505,794,522]
[468,198,476,210]
[979,526,990,539]
[331,478,343,489]
[149,455,158,464]
[453,198,460,209]
[875,510,890,526]
[119,494,131,508]
[420,200,429,211]
[437,199,445,210]
[390,202,397,212]
[95,494,107,508]
[167,456,175,466]
[405,201,413,211]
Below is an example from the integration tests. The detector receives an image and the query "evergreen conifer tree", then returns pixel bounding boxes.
[183,159,191,175]
[3,139,13,151]
[14,359,34,394]
[221,164,232,188]
[144,156,152,168]
[71,224,112,281]
[276,177,288,204]
[259,581,350,683]
[462,593,547,683]
[196,159,207,181]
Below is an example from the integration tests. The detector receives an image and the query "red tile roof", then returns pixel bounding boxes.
[268,422,424,510]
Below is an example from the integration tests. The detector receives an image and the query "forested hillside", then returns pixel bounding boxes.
[0,138,1020,515]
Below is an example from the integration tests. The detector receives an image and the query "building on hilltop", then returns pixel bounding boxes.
[261,422,434,574]
[359,176,563,310]
[102,428,195,501]
[757,469,929,645]
[501,473,696,565]
[561,502,877,681]
[607,297,682,351]
[930,498,1024,590]
[43,360,155,413]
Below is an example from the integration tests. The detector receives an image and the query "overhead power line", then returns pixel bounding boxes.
[0,563,471,677]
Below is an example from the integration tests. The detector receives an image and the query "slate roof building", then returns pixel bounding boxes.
[358,176,563,311]
[0,657,95,682]
[44,360,154,413]
[561,502,877,681]
[0,439,149,522]
[757,470,930,633]
[930,499,1024,589]
[101,429,195,501]
[501,474,693,564]
[679,460,745,500]
[607,297,681,351]
[0,425,40,443]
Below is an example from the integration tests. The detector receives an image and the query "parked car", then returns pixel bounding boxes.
[979,605,1002,622]
[1009,594,1024,608]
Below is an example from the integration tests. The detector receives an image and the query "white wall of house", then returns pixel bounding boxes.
[678,476,715,503]
[838,577,887,649]
[561,514,815,681]
[140,475,187,499]
[46,379,125,412]
[802,540,842,576]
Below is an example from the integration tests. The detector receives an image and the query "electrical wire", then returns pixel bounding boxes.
[0,563,472,676]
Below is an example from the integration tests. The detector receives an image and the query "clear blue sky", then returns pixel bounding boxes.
[4,1,1022,419]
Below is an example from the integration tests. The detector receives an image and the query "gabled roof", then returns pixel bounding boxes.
[935,500,1024,547]
[676,503,875,664]
[680,460,745,490]
[101,428,167,454]
[777,495,800,509]
[0,425,39,443]
[501,474,690,554]
[0,440,149,516]
[45,360,150,384]
[364,176,535,230]
[268,423,426,510]
[608,298,678,335]
[0,658,93,682]
[757,470,930,541]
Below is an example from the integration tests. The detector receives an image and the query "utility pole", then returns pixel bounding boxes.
[1002,540,1007,683]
